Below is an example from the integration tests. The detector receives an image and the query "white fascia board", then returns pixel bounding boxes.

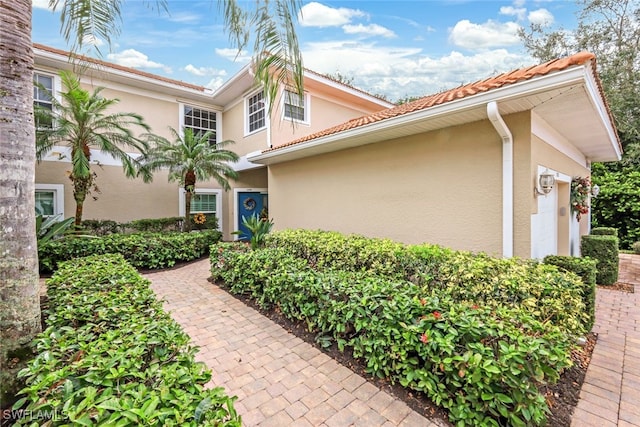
[582,68,622,161]
[249,66,591,164]
[233,155,265,172]
[531,112,587,167]
[304,72,395,108]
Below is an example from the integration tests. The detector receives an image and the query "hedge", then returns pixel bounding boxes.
[581,234,619,285]
[39,230,221,273]
[543,255,597,331]
[211,244,575,427]
[590,227,618,237]
[14,254,240,426]
[634,242,640,255]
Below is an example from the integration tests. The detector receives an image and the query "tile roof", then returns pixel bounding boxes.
[33,43,207,92]
[264,51,613,153]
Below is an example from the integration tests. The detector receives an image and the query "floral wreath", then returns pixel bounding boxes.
[243,198,256,211]
[193,212,207,225]
[571,176,591,222]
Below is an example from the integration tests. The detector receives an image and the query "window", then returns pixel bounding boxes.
[34,73,54,128]
[246,91,266,133]
[283,90,308,123]
[190,193,216,214]
[35,184,64,218]
[179,188,222,230]
[183,105,217,145]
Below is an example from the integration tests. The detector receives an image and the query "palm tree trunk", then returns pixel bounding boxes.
[0,0,41,401]
[72,176,90,226]
[184,191,193,232]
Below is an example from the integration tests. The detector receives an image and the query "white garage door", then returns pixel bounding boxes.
[531,186,558,259]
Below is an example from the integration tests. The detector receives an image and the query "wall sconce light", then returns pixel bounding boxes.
[591,184,600,198]
[534,168,556,196]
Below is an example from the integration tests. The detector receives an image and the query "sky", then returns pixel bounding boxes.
[31,0,580,102]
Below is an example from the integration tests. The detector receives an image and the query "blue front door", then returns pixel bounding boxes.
[237,192,266,240]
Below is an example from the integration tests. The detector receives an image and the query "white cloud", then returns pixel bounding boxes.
[106,49,172,73]
[167,12,201,23]
[205,77,225,90]
[448,19,521,50]
[528,9,554,27]
[499,6,526,21]
[184,64,227,77]
[342,23,396,38]
[301,40,532,101]
[32,0,53,10]
[215,48,251,63]
[82,35,104,47]
[298,2,367,28]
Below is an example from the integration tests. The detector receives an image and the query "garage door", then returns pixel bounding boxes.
[531,186,558,259]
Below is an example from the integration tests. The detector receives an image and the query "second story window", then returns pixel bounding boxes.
[283,90,308,123]
[34,73,54,128]
[246,91,266,134]
[183,105,217,145]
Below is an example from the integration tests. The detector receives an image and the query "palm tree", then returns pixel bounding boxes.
[142,127,239,231]
[0,0,302,380]
[36,70,153,226]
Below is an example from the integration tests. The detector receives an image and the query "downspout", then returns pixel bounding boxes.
[487,102,513,258]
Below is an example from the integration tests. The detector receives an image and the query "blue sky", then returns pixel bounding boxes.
[32,0,580,101]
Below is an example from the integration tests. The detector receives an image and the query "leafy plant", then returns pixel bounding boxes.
[35,214,74,246]
[235,214,273,250]
[634,242,640,255]
[14,254,240,426]
[581,234,619,285]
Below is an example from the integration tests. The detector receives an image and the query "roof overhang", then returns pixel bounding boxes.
[248,63,621,165]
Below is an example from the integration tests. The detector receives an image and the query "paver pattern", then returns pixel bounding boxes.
[571,253,640,427]
[144,259,446,427]
[144,254,640,426]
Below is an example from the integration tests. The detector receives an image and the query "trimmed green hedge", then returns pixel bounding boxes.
[581,235,619,285]
[211,244,575,426]
[634,242,640,255]
[590,227,618,237]
[39,230,221,273]
[15,254,240,426]
[543,255,597,331]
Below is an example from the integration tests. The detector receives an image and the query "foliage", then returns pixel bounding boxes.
[36,214,74,246]
[543,255,597,331]
[39,230,221,273]
[80,219,121,235]
[211,242,578,427]
[126,217,185,233]
[633,242,640,254]
[570,176,591,222]
[14,254,240,426]
[591,166,640,249]
[35,70,153,226]
[590,227,618,237]
[235,214,274,249]
[141,127,238,231]
[581,235,619,285]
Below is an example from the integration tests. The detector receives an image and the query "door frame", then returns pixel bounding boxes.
[233,188,268,241]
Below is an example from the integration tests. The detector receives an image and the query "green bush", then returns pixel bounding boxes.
[581,235,619,285]
[211,243,574,427]
[14,254,240,426]
[39,230,221,273]
[633,241,640,255]
[543,255,597,331]
[126,216,185,232]
[189,213,219,231]
[81,219,121,235]
[591,227,618,237]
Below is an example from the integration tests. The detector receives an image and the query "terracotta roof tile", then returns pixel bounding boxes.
[265,51,612,154]
[34,43,207,92]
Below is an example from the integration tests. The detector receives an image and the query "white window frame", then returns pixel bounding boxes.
[35,184,64,218]
[33,71,61,129]
[282,90,310,125]
[180,103,219,146]
[244,89,267,135]
[178,188,222,231]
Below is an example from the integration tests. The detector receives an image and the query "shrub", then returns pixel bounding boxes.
[81,219,121,235]
[39,230,221,273]
[591,227,618,237]
[14,254,240,426]
[126,216,185,232]
[543,255,597,331]
[581,235,619,285]
[633,241,640,255]
[189,213,219,231]
[210,244,574,427]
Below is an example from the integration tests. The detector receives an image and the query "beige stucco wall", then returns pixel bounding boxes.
[267,119,509,254]
[508,112,533,258]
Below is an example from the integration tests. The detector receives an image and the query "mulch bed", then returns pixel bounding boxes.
[597,282,635,293]
[210,278,596,427]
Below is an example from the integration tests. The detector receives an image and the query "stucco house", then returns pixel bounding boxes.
[33,43,393,240]
[247,52,621,259]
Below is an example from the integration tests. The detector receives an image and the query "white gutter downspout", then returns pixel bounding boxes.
[487,101,513,258]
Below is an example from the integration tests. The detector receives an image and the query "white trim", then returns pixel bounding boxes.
[281,90,311,126]
[582,68,622,160]
[233,188,268,240]
[248,66,595,165]
[531,112,587,167]
[35,183,65,218]
[178,188,223,231]
[487,102,513,258]
[244,88,267,136]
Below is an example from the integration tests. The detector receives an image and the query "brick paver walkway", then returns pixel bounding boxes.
[571,253,640,427]
[144,260,445,427]
[144,254,640,426]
